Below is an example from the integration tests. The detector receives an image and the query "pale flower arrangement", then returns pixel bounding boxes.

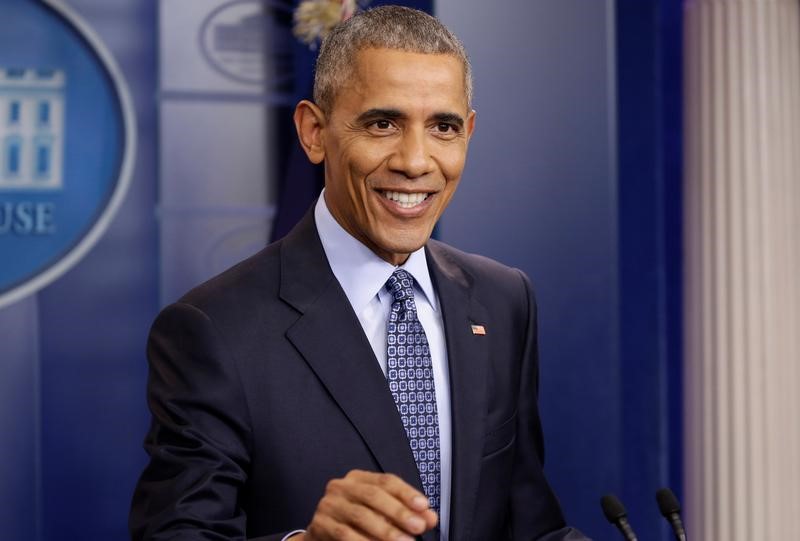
[293,0,369,48]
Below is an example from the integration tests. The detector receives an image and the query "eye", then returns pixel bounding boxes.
[433,122,461,138]
[366,119,398,135]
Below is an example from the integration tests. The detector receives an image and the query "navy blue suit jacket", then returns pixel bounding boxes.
[130,210,584,540]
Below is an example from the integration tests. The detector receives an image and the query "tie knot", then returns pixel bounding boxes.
[385,268,415,304]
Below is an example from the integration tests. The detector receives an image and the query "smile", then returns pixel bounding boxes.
[381,190,431,209]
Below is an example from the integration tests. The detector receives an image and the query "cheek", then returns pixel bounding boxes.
[438,145,469,179]
[346,150,391,206]
[440,161,466,193]
[345,138,388,172]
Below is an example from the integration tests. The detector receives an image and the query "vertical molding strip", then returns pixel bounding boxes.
[684,0,800,538]
[0,296,41,540]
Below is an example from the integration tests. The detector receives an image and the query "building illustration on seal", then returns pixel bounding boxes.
[0,67,65,191]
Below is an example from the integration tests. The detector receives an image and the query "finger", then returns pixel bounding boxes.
[346,471,430,512]
[307,511,372,541]
[421,508,438,530]
[326,497,417,541]
[326,475,435,535]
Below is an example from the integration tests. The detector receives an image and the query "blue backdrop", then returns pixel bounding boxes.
[0,1,682,539]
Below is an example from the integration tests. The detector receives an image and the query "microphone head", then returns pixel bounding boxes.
[600,494,628,523]
[656,487,681,517]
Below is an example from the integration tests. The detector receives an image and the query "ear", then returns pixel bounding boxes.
[466,109,477,140]
[293,100,326,164]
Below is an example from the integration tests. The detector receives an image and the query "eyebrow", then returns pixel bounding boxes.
[355,108,465,128]
[356,108,405,124]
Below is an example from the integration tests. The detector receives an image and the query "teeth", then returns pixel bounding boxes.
[383,191,429,208]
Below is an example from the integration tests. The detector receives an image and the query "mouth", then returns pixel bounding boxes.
[379,190,432,209]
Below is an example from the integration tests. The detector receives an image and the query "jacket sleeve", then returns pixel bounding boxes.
[129,302,297,541]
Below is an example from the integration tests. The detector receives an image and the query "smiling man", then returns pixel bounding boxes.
[294,46,471,268]
[130,6,587,541]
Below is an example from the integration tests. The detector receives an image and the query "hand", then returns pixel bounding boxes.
[298,469,438,541]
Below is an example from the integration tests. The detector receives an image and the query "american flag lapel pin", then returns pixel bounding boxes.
[471,324,486,336]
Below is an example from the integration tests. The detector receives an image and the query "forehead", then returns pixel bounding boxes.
[336,48,469,113]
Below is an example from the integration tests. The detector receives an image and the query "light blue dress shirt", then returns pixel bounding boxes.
[281,193,452,541]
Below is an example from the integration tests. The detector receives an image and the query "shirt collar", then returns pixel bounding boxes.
[314,191,438,314]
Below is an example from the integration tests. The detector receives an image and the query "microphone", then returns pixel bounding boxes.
[600,494,638,541]
[656,487,687,541]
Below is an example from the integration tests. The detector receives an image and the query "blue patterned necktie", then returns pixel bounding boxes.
[385,268,441,517]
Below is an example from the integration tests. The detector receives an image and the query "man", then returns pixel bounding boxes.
[130,6,587,541]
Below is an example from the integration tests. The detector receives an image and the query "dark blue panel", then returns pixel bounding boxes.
[658,1,685,513]
[616,0,683,539]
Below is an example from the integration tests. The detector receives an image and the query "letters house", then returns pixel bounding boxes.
[0,67,64,191]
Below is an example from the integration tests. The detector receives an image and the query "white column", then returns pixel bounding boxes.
[684,0,800,539]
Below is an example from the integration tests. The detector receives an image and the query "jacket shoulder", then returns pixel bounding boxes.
[173,241,283,318]
[427,238,532,289]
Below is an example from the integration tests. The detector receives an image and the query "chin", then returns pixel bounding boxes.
[370,225,435,259]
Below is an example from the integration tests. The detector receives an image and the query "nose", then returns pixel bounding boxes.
[387,127,436,179]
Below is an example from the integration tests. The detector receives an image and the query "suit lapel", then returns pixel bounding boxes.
[427,241,490,541]
[279,211,426,500]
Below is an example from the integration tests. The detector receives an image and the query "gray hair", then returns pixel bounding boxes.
[313,6,472,113]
